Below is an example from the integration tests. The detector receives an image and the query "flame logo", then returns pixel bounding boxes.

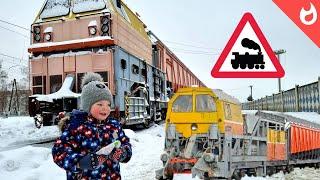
[300,2,318,26]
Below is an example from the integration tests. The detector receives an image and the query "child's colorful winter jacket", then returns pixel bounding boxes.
[52,110,132,180]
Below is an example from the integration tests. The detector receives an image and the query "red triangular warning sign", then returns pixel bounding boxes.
[211,12,285,78]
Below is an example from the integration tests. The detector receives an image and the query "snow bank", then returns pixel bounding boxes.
[0,121,165,179]
[121,124,165,180]
[0,146,65,180]
[0,116,60,150]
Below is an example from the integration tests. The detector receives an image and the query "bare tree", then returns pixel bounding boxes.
[0,61,9,114]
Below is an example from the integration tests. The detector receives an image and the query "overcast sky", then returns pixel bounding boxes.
[0,0,319,102]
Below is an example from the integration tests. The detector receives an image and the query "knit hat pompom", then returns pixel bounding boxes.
[80,72,113,113]
[81,72,104,89]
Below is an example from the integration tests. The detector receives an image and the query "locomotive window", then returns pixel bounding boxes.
[77,73,85,93]
[132,64,139,74]
[73,0,106,13]
[196,95,216,112]
[121,59,127,69]
[172,95,192,112]
[43,76,46,94]
[33,76,42,86]
[112,0,131,23]
[40,0,70,19]
[50,75,62,93]
[96,71,109,87]
[224,103,232,119]
[33,87,43,94]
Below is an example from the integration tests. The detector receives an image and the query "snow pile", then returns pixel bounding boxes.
[0,146,65,180]
[40,0,70,19]
[0,116,60,150]
[73,0,106,13]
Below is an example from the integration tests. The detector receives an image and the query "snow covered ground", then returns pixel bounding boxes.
[0,116,165,180]
[1,114,320,179]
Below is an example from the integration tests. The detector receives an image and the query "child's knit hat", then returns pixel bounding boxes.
[80,72,112,113]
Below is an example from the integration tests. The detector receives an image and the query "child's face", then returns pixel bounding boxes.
[90,100,111,121]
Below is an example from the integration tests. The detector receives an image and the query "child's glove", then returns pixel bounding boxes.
[109,147,128,162]
[78,153,107,170]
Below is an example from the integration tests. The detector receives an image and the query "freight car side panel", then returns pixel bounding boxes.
[290,125,320,155]
[154,41,205,91]
[267,129,286,160]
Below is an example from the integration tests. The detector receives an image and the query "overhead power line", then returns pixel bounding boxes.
[164,40,222,50]
[0,19,30,31]
[0,25,29,39]
[168,46,221,55]
[0,52,28,62]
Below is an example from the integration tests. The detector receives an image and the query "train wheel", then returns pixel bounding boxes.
[34,114,43,129]
[232,63,239,69]
[232,170,241,180]
[143,118,154,128]
[260,65,265,69]
[255,65,260,69]
[248,64,254,69]
[240,64,246,69]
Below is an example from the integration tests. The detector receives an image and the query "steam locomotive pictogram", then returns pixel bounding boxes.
[231,38,265,69]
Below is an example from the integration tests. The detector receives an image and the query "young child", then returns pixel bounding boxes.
[52,72,132,180]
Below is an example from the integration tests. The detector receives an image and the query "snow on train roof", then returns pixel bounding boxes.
[40,0,70,19]
[212,89,240,104]
[73,0,106,13]
[243,110,320,125]
[40,0,108,19]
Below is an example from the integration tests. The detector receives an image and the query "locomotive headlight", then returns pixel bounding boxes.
[203,153,214,163]
[101,16,109,25]
[34,34,41,42]
[44,33,51,41]
[89,26,97,35]
[160,152,169,162]
[191,123,198,131]
[101,24,109,33]
[34,26,41,34]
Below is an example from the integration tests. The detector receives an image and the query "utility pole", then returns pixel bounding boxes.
[247,85,253,101]
[274,49,286,93]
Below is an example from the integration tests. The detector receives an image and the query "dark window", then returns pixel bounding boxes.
[33,76,42,86]
[116,0,121,8]
[43,76,46,94]
[96,71,109,87]
[132,64,139,74]
[33,87,42,94]
[77,73,85,93]
[141,68,147,77]
[50,75,62,93]
[121,59,127,69]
